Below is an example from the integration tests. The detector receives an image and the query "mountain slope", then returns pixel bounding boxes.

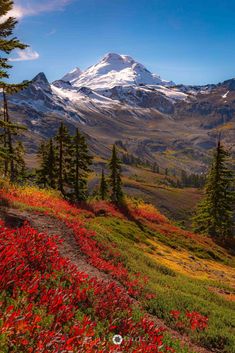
[0,183,234,353]
[61,67,82,82]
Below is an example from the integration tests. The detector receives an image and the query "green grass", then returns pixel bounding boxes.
[88,216,235,353]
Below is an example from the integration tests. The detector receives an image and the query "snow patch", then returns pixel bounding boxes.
[153,86,188,101]
[51,84,122,109]
[61,67,82,82]
[222,91,229,99]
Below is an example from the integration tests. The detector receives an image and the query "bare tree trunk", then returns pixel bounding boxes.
[3,91,15,182]
[59,131,64,194]
[3,90,8,177]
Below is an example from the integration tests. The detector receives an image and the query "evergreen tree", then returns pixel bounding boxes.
[0,90,27,181]
[14,141,26,182]
[37,139,57,188]
[193,141,235,238]
[0,0,29,181]
[152,162,160,174]
[47,139,57,189]
[109,144,123,204]
[36,141,47,186]
[99,169,108,200]
[181,170,188,186]
[180,170,205,188]
[54,123,71,195]
[68,128,92,201]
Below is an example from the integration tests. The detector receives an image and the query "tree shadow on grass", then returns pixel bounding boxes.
[213,236,235,256]
[116,201,146,233]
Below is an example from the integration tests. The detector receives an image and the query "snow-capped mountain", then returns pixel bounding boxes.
[61,67,82,83]
[53,53,185,111]
[62,53,175,89]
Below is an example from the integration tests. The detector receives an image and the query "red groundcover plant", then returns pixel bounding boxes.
[0,188,152,299]
[0,220,173,352]
[170,310,208,332]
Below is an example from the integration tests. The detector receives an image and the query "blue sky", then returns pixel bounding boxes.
[7,0,235,85]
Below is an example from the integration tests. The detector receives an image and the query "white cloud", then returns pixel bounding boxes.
[9,47,40,62]
[7,0,74,20]
[7,5,26,19]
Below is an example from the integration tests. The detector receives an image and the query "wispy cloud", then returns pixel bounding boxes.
[46,28,57,36]
[9,47,40,62]
[8,0,74,20]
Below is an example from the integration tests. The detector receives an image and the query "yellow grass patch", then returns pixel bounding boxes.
[144,239,235,287]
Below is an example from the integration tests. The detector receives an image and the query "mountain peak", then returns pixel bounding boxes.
[61,53,175,89]
[61,67,82,83]
[32,72,49,84]
[32,72,52,93]
[101,52,135,65]
[102,52,122,61]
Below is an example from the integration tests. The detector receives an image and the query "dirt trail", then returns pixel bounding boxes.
[0,206,213,353]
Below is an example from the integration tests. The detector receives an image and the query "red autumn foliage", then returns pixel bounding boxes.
[88,200,124,218]
[0,220,169,352]
[169,310,181,320]
[0,188,150,299]
[130,203,168,224]
[170,310,208,332]
[186,311,208,331]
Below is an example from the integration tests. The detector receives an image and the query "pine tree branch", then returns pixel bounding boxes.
[0,17,17,37]
[0,38,28,54]
[0,81,30,93]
